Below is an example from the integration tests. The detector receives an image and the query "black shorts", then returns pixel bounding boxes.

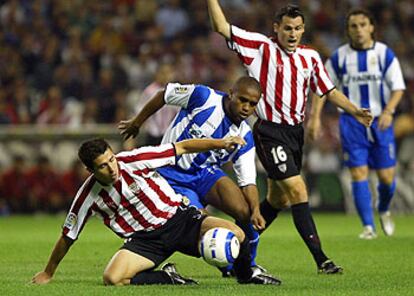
[121,206,207,267]
[253,119,304,180]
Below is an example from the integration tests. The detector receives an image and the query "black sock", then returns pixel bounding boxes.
[291,202,328,266]
[130,270,172,285]
[233,238,253,282]
[259,199,281,233]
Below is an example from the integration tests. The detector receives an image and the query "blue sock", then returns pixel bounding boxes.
[352,180,374,228]
[377,180,396,213]
[236,222,259,267]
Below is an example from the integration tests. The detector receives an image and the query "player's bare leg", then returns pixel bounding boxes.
[204,176,250,223]
[200,216,245,242]
[103,250,155,285]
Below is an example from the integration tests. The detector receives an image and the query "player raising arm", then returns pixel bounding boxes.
[207,0,373,274]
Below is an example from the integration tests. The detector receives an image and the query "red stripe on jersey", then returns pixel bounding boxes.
[275,50,285,123]
[114,173,161,229]
[99,189,136,233]
[120,169,174,219]
[232,34,263,49]
[289,55,298,125]
[141,175,181,207]
[298,54,309,122]
[260,44,272,120]
[91,203,111,229]
[117,148,175,164]
[69,177,96,216]
[311,57,328,94]
[237,53,254,65]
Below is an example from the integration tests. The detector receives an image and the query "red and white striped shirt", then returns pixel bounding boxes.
[228,25,335,125]
[62,144,182,240]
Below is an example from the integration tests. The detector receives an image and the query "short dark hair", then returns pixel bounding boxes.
[274,4,305,24]
[345,8,376,39]
[232,76,262,94]
[78,138,111,170]
[346,8,376,28]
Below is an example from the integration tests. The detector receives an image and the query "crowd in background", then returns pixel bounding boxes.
[1,0,414,214]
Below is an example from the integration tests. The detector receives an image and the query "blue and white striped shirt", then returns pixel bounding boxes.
[325,42,405,117]
[160,83,257,186]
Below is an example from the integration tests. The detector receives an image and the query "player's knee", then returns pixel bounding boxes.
[276,199,290,209]
[235,206,250,223]
[231,225,245,243]
[286,186,307,204]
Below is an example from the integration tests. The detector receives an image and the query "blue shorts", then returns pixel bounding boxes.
[339,114,396,169]
[157,166,226,209]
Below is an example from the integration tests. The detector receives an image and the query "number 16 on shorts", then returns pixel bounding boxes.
[271,146,288,174]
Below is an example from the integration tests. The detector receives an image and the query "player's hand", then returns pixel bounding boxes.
[118,119,140,140]
[223,136,246,152]
[378,111,393,130]
[251,209,266,231]
[31,271,52,285]
[306,117,322,142]
[354,108,373,127]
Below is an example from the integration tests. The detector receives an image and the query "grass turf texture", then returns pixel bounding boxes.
[0,213,413,296]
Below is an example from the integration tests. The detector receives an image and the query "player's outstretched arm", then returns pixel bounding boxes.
[325,88,373,127]
[175,136,246,156]
[207,0,231,39]
[32,235,73,284]
[118,90,166,140]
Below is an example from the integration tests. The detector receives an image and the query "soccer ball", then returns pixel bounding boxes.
[199,227,240,268]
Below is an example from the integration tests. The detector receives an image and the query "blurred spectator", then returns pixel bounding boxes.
[0,155,31,213]
[25,155,64,213]
[155,0,189,40]
[136,62,178,146]
[61,159,89,210]
[36,85,71,124]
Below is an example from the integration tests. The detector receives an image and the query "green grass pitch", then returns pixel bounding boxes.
[0,213,413,296]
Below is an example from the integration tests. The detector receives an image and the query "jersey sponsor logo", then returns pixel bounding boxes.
[189,125,206,138]
[64,213,77,230]
[278,164,287,173]
[174,86,190,95]
[343,73,382,85]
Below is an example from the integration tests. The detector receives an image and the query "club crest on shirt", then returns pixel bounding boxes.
[64,213,77,230]
[174,86,189,95]
[303,69,311,80]
[278,164,287,173]
[128,182,140,194]
[370,56,377,66]
[277,63,284,73]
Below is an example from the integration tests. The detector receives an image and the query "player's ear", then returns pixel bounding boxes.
[273,22,279,33]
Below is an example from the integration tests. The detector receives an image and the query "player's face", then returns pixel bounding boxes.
[274,16,305,52]
[92,148,119,185]
[228,85,261,124]
[347,14,374,49]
